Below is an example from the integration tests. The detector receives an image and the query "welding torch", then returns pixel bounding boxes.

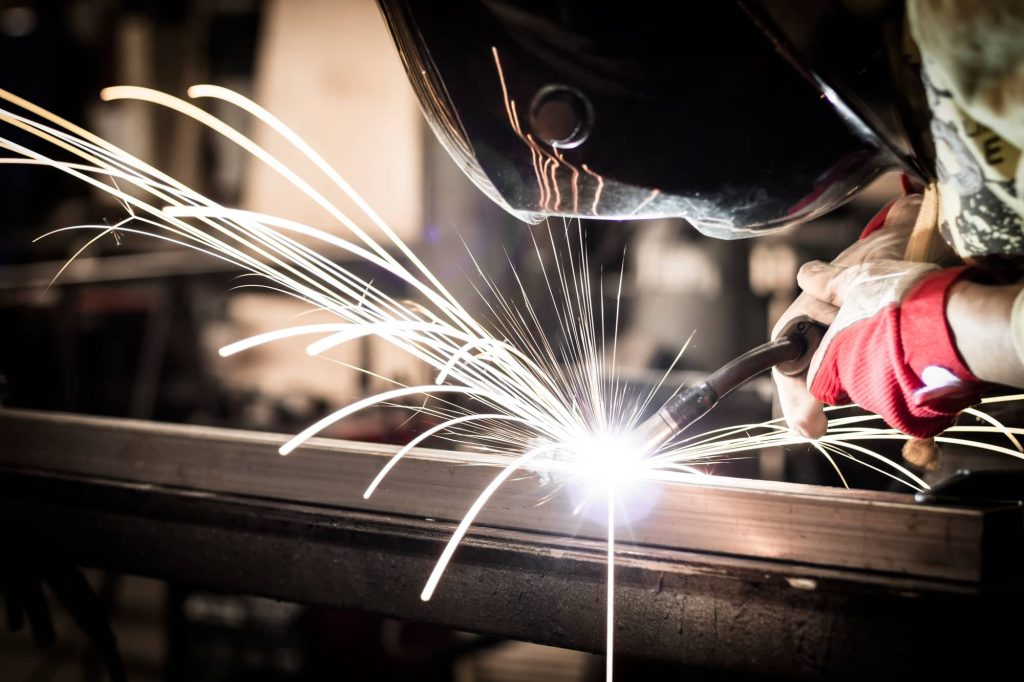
[632,316,826,453]
[631,202,964,460]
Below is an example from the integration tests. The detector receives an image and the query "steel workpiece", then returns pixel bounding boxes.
[1,409,1022,678]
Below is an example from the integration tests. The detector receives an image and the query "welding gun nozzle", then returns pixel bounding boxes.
[631,382,718,455]
[630,316,826,455]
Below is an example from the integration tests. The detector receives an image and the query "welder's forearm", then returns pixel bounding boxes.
[946,281,1024,387]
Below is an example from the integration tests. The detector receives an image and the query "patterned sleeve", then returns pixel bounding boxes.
[907,1,1024,259]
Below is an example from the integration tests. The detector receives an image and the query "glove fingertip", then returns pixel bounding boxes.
[780,392,829,439]
[796,261,837,299]
[796,260,829,279]
[794,408,828,440]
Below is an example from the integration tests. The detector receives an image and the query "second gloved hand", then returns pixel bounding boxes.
[794,259,984,438]
[771,194,924,438]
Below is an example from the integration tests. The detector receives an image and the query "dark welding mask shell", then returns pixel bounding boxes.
[378,0,918,238]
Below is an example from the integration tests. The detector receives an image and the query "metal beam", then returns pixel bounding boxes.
[2,409,1023,678]
[0,464,1020,679]
[1,408,1020,582]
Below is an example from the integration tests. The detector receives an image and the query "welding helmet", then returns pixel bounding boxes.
[377,1,923,238]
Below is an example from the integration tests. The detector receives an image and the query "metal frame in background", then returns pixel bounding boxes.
[1,408,1022,679]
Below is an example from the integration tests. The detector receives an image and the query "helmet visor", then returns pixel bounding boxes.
[379,0,902,238]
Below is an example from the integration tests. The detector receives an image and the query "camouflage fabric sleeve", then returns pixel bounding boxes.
[908,1,1024,260]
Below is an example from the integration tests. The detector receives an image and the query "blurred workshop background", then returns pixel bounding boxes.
[1,1,1015,681]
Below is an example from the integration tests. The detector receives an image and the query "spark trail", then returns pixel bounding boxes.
[2,86,1022,681]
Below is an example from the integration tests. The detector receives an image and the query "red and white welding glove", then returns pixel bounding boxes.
[771,194,983,438]
[796,259,983,438]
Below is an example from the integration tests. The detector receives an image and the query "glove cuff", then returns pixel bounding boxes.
[808,265,982,438]
[899,265,981,384]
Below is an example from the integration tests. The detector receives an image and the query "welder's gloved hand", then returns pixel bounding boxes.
[789,259,984,438]
[771,195,925,438]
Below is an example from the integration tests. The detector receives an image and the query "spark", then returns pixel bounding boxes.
[549,154,562,211]
[492,47,588,217]
[3,85,1023,682]
[582,163,604,215]
[630,188,661,215]
[493,47,549,209]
